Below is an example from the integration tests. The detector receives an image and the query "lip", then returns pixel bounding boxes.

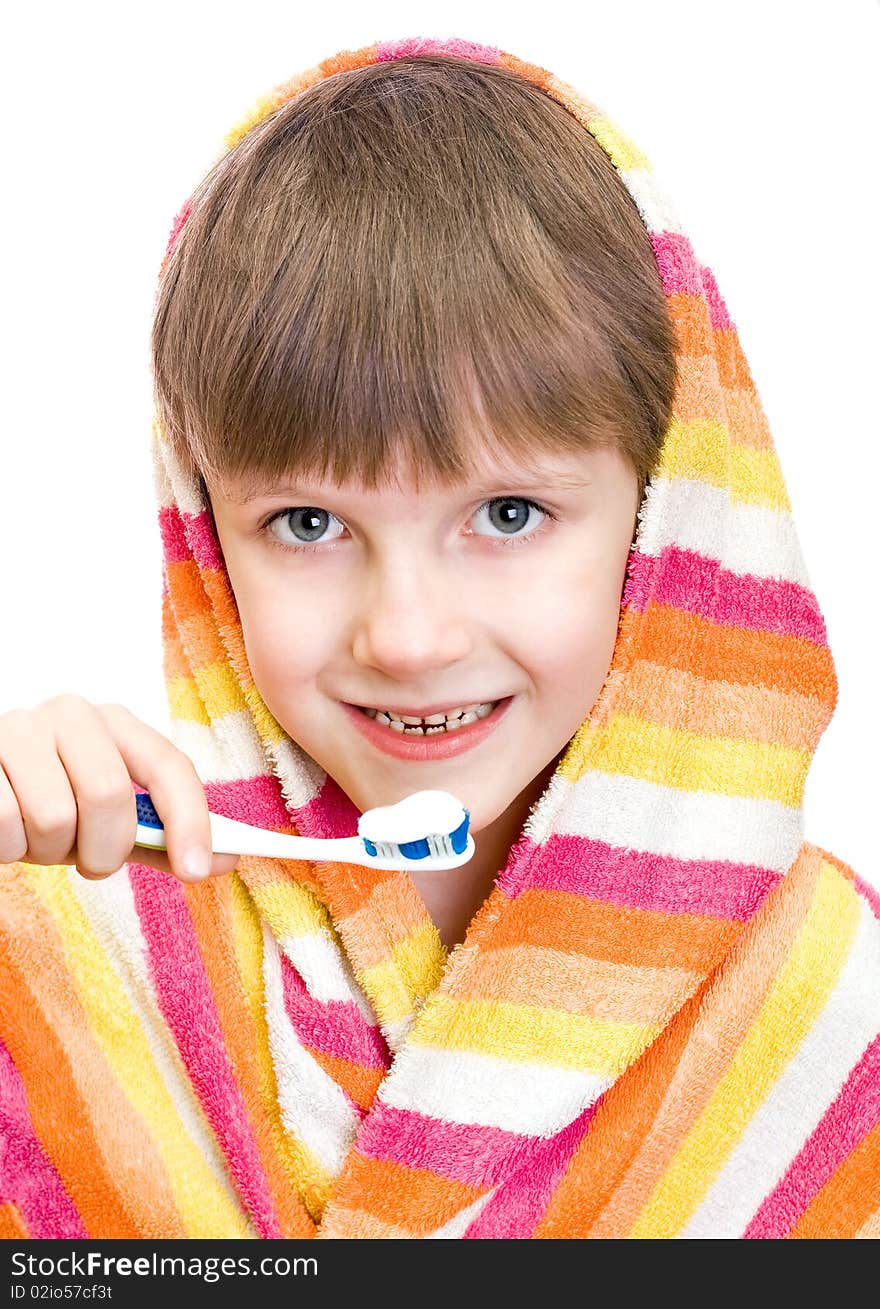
[341,696,514,761]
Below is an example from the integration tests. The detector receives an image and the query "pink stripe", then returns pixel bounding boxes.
[130,864,282,1238]
[355,1102,538,1188]
[294,772,365,839]
[501,835,781,920]
[0,1037,87,1238]
[170,771,361,847]
[280,953,389,1071]
[158,505,225,571]
[624,547,828,646]
[464,1105,597,1238]
[700,263,735,330]
[163,199,192,261]
[744,1031,880,1238]
[651,231,702,297]
[376,36,501,64]
[854,873,880,923]
[202,774,298,830]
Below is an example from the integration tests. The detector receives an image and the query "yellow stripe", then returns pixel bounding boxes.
[408,993,660,1073]
[630,859,860,1237]
[657,418,790,508]
[193,659,250,720]
[587,115,651,172]
[389,919,446,998]
[248,875,334,944]
[357,920,445,1028]
[592,715,809,805]
[26,867,252,1238]
[229,874,332,1221]
[167,675,210,723]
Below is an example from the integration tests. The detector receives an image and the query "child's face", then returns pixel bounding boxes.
[205,441,639,833]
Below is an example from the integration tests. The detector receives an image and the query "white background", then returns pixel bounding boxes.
[1,1,877,887]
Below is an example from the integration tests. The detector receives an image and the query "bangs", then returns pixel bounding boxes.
[152,54,676,501]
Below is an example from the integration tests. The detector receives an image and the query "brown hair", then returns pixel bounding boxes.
[151,53,678,510]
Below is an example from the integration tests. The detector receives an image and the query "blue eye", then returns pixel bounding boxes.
[265,507,345,549]
[472,497,549,544]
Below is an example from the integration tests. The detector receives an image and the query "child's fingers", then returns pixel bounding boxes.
[0,759,29,864]
[0,707,80,865]
[94,701,240,883]
[46,694,139,877]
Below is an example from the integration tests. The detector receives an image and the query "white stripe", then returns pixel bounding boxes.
[636,476,811,587]
[151,427,176,510]
[261,923,360,1176]
[680,898,880,1238]
[68,868,240,1200]
[279,926,377,1024]
[383,1013,417,1054]
[427,1190,497,1238]
[166,713,267,783]
[379,1044,610,1136]
[266,732,327,807]
[525,769,803,874]
[163,712,325,810]
[618,168,684,236]
[153,433,206,517]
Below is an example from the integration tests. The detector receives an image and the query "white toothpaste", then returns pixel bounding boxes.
[357,790,467,844]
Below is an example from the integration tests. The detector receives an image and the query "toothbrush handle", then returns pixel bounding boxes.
[133,791,365,861]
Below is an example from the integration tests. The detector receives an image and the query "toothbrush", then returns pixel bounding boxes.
[133,788,475,872]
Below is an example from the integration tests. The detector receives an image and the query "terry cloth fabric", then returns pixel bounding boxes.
[2,35,879,1242]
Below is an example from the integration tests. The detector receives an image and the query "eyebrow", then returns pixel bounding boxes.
[225,469,594,505]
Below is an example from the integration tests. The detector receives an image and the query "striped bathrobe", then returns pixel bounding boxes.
[2,36,878,1240]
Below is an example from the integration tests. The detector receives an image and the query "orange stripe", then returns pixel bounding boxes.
[330,1151,483,1236]
[714,329,754,390]
[667,292,714,356]
[0,871,160,1237]
[622,604,836,702]
[724,387,773,451]
[498,51,554,92]
[487,889,740,973]
[319,1205,415,1238]
[183,878,315,1237]
[606,660,830,752]
[447,943,701,1026]
[539,844,821,1237]
[165,557,211,624]
[855,1206,880,1238]
[200,566,242,632]
[179,607,226,668]
[338,875,433,969]
[161,593,190,679]
[673,355,728,424]
[0,1202,29,1238]
[315,863,400,920]
[305,1048,384,1113]
[790,1117,880,1239]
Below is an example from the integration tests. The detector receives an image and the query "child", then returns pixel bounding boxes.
[1,36,878,1240]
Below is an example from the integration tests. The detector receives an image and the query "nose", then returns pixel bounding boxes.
[350,551,474,676]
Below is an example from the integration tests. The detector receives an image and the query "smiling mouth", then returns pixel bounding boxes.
[354,701,500,734]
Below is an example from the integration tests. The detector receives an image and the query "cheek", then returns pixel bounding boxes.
[235,585,336,693]
[520,552,626,690]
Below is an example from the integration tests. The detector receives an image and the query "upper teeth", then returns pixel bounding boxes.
[364,701,496,728]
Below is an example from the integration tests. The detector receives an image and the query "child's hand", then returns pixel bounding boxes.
[0,694,241,883]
